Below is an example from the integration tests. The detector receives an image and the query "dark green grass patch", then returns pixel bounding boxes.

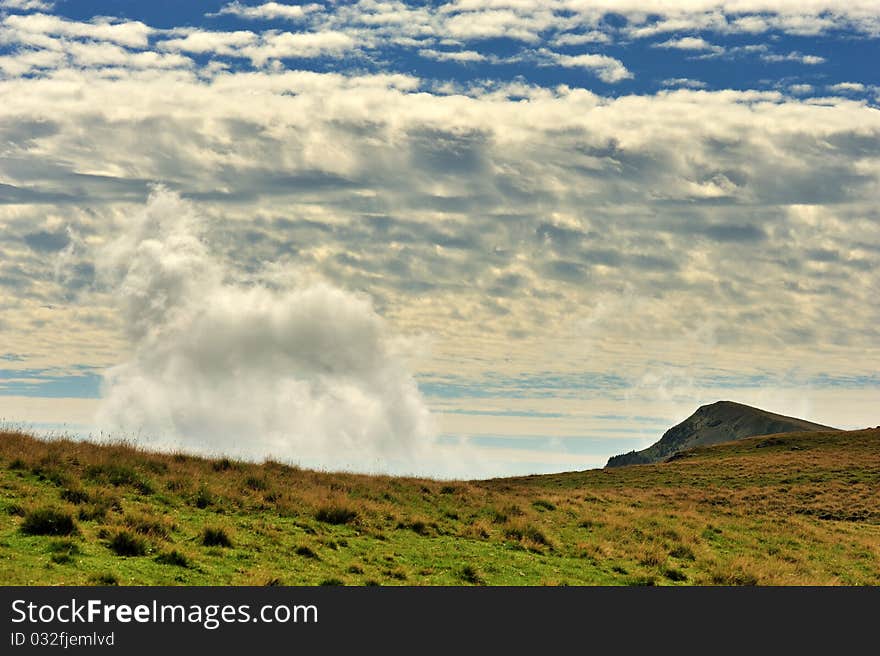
[59,487,90,505]
[315,506,358,525]
[155,550,190,567]
[108,530,148,557]
[245,476,269,491]
[85,464,153,495]
[294,545,319,559]
[48,539,81,564]
[21,508,77,536]
[202,527,233,548]
[460,564,485,585]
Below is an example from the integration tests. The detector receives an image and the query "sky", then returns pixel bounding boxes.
[0,0,878,478]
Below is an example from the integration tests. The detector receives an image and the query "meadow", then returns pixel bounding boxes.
[1,427,878,585]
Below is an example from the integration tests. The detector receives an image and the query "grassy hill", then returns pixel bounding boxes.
[1,427,878,585]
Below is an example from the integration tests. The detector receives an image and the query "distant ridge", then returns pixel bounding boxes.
[606,400,838,468]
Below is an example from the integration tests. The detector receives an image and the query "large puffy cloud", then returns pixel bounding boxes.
[95,189,436,474]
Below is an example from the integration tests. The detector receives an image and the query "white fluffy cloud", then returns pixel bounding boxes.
[241,30,357,64]
[541,50,632,82]
[827,81,866,93]
[156,28,358,64]
[64,41,191,69]
[654,36,724,52]
[212,2,322,21]
[95,189,435,474]
[3,13,152,48]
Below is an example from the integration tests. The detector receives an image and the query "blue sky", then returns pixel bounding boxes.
[0,1,878,477]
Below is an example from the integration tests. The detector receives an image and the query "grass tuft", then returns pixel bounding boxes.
[202,527,233,548]
[48,539,81,564]
[245,476,269,491]
[21,508,77,536]
[108,530,148,557]
[193,485,213,509]
[59,487,90,505]
[90,573,119,586]
[460,564,485,585]
[294,545,319,559]
[315,506,358,525]
[155,550,190,567]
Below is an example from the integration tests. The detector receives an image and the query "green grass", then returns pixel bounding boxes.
[0,427,878,585]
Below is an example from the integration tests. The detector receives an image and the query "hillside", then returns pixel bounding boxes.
[606,401,837,467]
[1,426,878,586]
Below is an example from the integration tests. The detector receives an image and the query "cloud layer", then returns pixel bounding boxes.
[1,1,878,475]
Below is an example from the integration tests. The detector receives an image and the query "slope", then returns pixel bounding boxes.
[0,426,878,585]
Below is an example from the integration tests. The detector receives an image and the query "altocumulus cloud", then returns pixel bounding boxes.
[95,189,436,475]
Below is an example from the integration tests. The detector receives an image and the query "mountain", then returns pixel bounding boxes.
[605,400,838,467]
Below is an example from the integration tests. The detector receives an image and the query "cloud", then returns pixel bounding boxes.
[157,30,258,56]
[1,42,879,474]
[761,51,826,65]
[661,77,707,89]
[1,0,54,10]
[654,36,724,53]
[154,27,357,65]
[3,12,152,48]
[619,2,880,37]
[418,48,486,63]
[0,47,62,75]
[550,30,612,47]
[64,41,192,69]
[240,30,358,65]
[540,49,632,82]
[211,2,322,21]
[442,9,551,43]
[95,189,436,475]
[552,31,611,46]
[827,82,866,93]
